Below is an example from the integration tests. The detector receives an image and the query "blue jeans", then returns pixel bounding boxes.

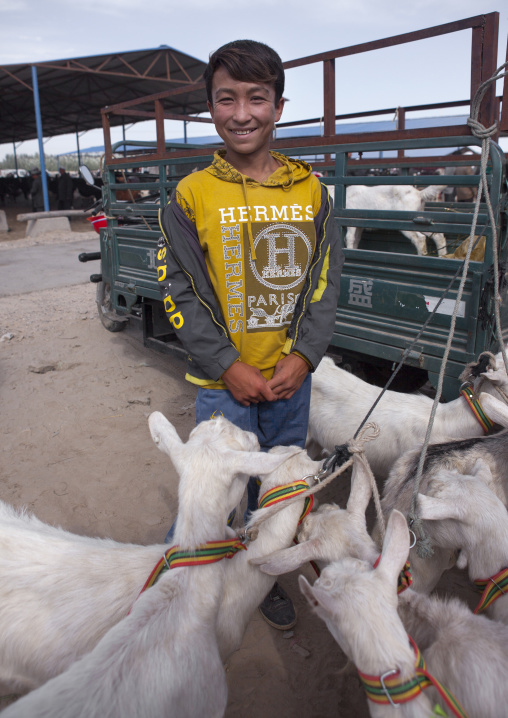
[164,374,311,543]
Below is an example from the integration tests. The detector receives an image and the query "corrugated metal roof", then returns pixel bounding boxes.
[0,47,208,145]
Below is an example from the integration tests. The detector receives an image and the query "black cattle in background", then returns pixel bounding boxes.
[0,175,32,204]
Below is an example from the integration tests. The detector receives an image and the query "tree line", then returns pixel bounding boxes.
[0,154,102,173]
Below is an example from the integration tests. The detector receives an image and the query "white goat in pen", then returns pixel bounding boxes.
[416,460,508,624]
[0,412,293,717]
[308,349,508,480]
[300,509,508,718]
[343,182,448,256]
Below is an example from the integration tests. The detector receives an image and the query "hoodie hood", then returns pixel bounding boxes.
[206,150,312,189]
[205,150,313,259]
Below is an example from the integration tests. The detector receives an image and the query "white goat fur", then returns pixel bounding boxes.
[344,184,448,256]
[308,350,508,480]
[417,460,508,624]
[381,428,508,593]
[0,412,293,718]
[300,510,508,718]
[250,451,380,577]
[217,446,323,659]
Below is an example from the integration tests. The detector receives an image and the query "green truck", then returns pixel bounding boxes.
[81,14,508,399]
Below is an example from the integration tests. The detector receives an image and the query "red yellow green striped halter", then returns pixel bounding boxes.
[132,538,247,607]
[473,566,508,614]
[358,636,469,717]
[258,479,314,524]
[134,481,313,607]
[460,383,495,433]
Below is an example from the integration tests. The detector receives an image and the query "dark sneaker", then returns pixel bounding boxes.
[259,582,297,630]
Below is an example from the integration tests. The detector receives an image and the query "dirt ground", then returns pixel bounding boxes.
[0,199,478,717]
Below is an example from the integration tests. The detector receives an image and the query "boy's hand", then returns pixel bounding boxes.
[267,354,309,400]
[221,361,277,406]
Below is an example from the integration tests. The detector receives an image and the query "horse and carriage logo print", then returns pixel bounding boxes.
[248,302,296,328]
[247,223,312,329]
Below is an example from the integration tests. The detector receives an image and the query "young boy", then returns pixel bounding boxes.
[156,39,343,629]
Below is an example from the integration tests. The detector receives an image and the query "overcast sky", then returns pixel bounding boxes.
[0,0,507,161]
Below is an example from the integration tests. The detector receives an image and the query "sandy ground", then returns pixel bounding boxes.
[0,199,478,717]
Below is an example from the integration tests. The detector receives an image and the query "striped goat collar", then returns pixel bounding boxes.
[473,566,508,614]
[460,382,495,433]
[358,636,469,717]
[258,479,314,525]
[132,539,247,609]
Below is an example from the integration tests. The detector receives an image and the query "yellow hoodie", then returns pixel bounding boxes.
[175,150,322,387]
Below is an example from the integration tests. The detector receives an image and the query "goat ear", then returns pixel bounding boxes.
[228,448,300,478]
[479,393,508,429]
[376,510,410,586]
[250,538,322,575]
[298,575,336,615]
[417,493,462,522]
[346,457,372,517]
[299,575,316,605]
[148,412,184,465]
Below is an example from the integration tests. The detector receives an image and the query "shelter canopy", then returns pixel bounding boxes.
[0,46,209,145]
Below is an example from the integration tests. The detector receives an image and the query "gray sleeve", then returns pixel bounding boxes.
[157,204,239,381]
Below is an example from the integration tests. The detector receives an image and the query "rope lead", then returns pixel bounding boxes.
[409,60,508,558]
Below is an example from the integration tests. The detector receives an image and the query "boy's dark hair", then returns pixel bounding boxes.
[204,40,285,104]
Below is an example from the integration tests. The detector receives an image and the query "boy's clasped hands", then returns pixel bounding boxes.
[221,354,309,406]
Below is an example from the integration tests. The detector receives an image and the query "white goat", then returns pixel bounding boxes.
[300,510,508,718]
[308,350,508,480]
[0,412,292,717]
[381,423,508,593]
[217,446,323,659]
[417,460,508,624]
[250,450,380,577]
[344,183,448,256]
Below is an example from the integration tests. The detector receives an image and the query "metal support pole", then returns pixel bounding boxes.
[155,100,165,156]
[397,108,405,158]
[76,130,81,167]
[122,122,126,156]
[323,59,336,137]
[31,65,49,211]
[183,120,187,143]
[12,142,18,176]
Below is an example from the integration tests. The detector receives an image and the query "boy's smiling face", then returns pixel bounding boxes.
[208,66,284,168]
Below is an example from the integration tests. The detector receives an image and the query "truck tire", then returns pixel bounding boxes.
[96,281,128,333]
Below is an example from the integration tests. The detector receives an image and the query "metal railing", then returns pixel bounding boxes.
[100,13,505,165]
